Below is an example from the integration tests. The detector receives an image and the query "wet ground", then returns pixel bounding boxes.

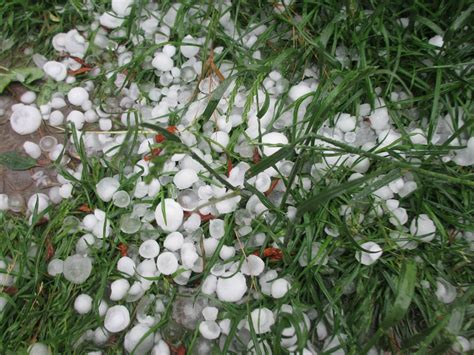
[0,85,63,209]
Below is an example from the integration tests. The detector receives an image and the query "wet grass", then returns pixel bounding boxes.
[0,0,473,353]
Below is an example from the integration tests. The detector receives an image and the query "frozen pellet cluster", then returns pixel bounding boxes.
[1,0,471,354]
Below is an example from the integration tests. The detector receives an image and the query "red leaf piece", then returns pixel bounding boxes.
[144,148,162,161]
[78,204,93,213]
[68,67,94,76]
[252,147,261,164]
[118,243,128,257]
[264,179,280,196]
[46,240,55,261]
[155,134,165,143]
[262,247,283,261]
[166,125,178,134]
[227,158,233,177]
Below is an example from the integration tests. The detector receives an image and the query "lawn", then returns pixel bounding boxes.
[0,0,473,354]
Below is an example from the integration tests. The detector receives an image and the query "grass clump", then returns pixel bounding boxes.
[0,0,473,354]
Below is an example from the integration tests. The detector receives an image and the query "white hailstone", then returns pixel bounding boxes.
[219,245,235,260]
[110,279,130,301]
[399,180,417,197]
[151,340,171,355]
[288,83,312,101]
[174,269,192,285]
[180,35,200,58]
[152,53,174,71]
[81,99,92,111]
[99,118,113,132]
[0,194,8,210]
[452,336,470,353]
[316,321,328,340]
[410,214,436,242]
[435,278,457,304]
[66,110,85,129]
[21,91,36,104]
[117,256,136,277]
[219,319,231,335]
[47,259,64,276]
[241,255,265,276]
[76,233,95,255]
[155,199,183,232]
[49,110,64,126]
[156,252,178,275]
[369,101,390,130]
[27,193,49,214]
[99,12,124,29]
[389,207,408,226]
[173,169,198,189]
[82,110,98,124]
[390,230,417,250]
[209,219,225,239]
[199,320,221,340]
[0,259,14,286]
[271,278,290,299]
[98,300,108,317]
[28,343,51,355]
[139,240,160,259]
[428,35,444,48]
[23,141,41,159]
[163,44,176,57]
[0,296,6,312]
[68,87,89,106]
[254,172,271,192]
[335,113,356,132]
[96,177,120,202]
[249,307,275,334]
[124,324,154,354]
[64,29,88,57]
[202,238,218,257]
[148,179,161,197]
[83,214,98,231]
[51,97,66,109]
[323,334,348,355]
[10,104,42,135]
[453,137,474,166]
[48,187,62,204]
[209,131,230,152]
[202,306,219,321]
[93,327,109,346]
[59,184,73,199]
[180,244,199,269]
[40,104,51,116]
[355,242,383,266]
[93,218,111,239]
[201,274,218,295]
[216,272,247,302]
[63,254,93,284]
[74,294,93,314]
[137,138,154,155]
[164,232,184,251]
[388,178,405,194]
[43,61,67,81]
[112,0,133,16]
[373,185,394,200]
[261,132,288,156]
[409,128,427,144]
[104,305,130,333]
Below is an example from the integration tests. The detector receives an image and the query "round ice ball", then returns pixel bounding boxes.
[63,254,92,284]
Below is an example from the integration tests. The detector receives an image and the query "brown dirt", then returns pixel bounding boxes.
[0,84,64,209]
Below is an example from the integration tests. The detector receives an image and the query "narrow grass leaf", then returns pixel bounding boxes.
[247,147,293,178]
[201,76,234,121]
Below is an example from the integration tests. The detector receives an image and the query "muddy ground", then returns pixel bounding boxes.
[0,85,63,210]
